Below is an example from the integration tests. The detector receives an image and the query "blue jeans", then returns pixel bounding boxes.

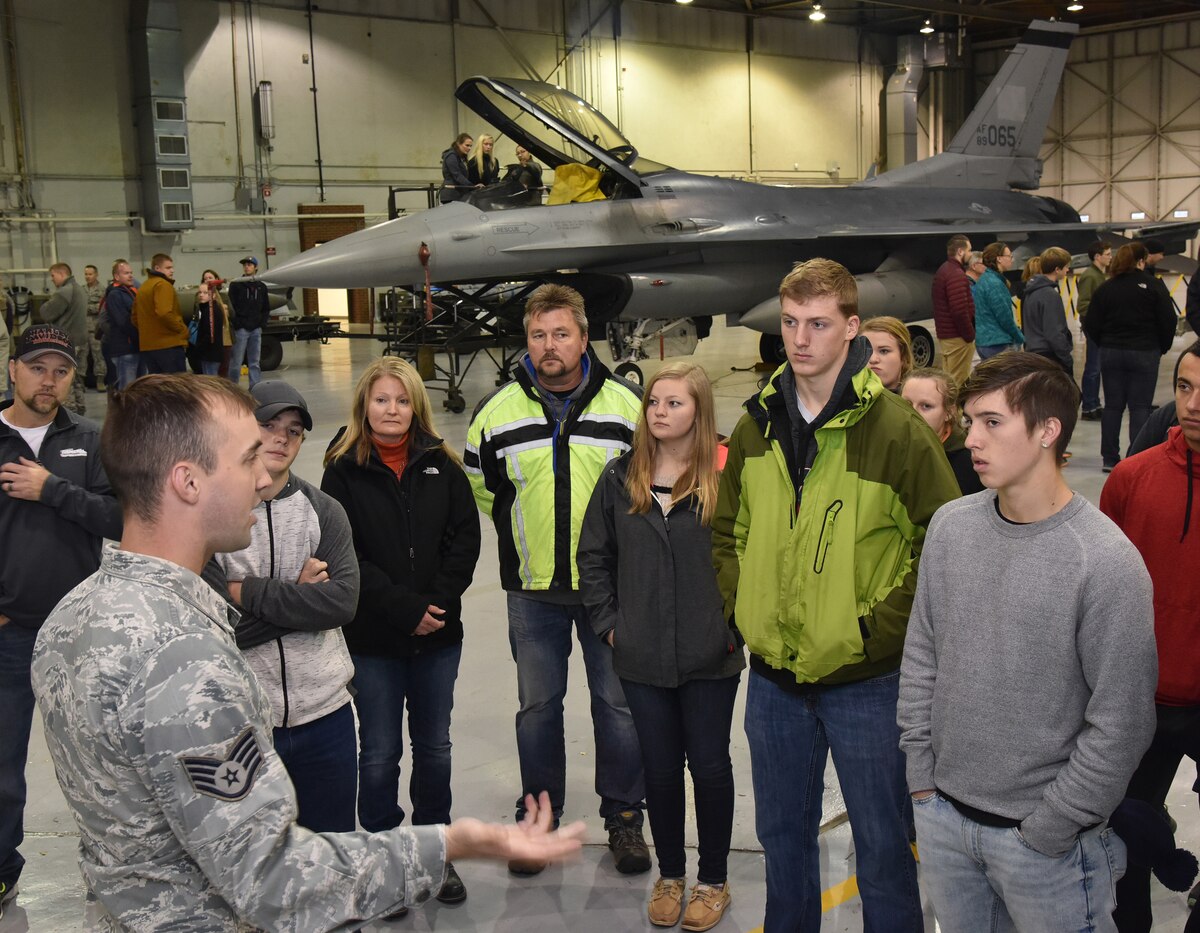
[351,644,461,830]
[0,623,39,886]
[914,791,1124,932]
[1099,347,1160,466]
[273,702,357,833]
[141,345,186,374]
[229,328,262,387]
[622,676,740,883]
[111,353,140,390]
[1082,333,1103,411]
[744,668,921,933]
[506,593,645,823]
[977,343,1012,360]
[199,359,221,376]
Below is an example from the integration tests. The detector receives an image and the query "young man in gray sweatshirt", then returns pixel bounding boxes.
[898,352,1158,932]
[205,381,361,835]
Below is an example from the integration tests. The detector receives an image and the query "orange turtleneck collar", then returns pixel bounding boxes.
[373,433,409,480]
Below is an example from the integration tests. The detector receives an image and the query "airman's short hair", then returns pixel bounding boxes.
[101,375,255,523]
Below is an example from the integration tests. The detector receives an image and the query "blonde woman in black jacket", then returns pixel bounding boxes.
[579,362,743,932]
[320,357,481,912]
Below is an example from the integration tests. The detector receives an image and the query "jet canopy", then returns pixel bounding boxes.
[455,76,670,192]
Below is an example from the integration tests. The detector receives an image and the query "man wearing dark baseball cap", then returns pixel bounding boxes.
[228,258,271,389]
[0,323,121,912]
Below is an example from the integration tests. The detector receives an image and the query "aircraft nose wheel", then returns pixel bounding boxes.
[906,326,935,369]
[614,361,644,385]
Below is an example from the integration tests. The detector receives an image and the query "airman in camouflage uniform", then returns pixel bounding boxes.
[83,265,107,390]
[33,544,447,932]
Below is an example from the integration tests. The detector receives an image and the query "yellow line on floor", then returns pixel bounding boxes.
[743,843,919,931]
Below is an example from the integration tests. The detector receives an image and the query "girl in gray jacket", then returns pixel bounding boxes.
[578,362,744,932]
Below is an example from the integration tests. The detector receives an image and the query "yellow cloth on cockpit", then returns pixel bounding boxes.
[547,163,608,205]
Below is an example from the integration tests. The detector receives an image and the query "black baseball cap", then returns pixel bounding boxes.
[239,256,259,267]
[15,324,77,366]
[251,381,312,431]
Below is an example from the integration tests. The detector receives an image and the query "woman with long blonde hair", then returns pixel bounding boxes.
[320,357,480,913]
[579,362,743,931]
[467,134,500,187]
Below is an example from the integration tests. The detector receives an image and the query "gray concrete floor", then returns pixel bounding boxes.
[3,316,1197,931]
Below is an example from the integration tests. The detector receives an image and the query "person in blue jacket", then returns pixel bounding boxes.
[973,242,1023,359]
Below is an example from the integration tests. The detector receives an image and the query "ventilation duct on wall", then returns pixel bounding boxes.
[131,0,194,231]
[886,37,924,170]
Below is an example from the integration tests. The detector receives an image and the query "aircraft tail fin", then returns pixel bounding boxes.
[866,19,1077,191]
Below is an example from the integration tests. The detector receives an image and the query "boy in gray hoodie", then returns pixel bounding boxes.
[206,380,361,832]
[898,352,1157,932]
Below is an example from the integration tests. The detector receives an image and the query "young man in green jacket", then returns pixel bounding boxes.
[713,259,959,932]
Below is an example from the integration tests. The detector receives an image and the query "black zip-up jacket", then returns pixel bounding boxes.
[578,454,744,689]
[1083,270,1177,355]
[0,403,122,627]
[227,279,272,331]
[320,430,481,658]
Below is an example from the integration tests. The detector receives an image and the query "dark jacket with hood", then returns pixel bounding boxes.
[440,148,473,203]
[0,403,122,628]
[578,454,744,689]
[1100,426,1200,705]
[227,279,272,332]
[100,281,139,356]
[1082,270,1177,356]
[321,428,481,658]
[1021,274,1073,373]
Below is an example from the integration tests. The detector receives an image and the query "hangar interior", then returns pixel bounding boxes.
[2,1,1199,930]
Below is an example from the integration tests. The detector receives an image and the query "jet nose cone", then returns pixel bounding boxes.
[259,214,435,289]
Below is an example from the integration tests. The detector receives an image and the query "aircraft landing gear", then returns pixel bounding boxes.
[443,388,467,414]
[907,325,934,369]
[614,361,644,385]
[606,318,698,386]
[759,334,786,366]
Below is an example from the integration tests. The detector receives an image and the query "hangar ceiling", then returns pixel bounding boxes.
[640,0,1200,42]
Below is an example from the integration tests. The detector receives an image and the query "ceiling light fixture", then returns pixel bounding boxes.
[675,0,694,4]
[1066,1,1084,10]
[809,4,826,22]
[920,19,935,33]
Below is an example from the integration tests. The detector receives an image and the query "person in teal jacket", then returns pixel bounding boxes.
[973,241,1023,359]
[712,258,960,932]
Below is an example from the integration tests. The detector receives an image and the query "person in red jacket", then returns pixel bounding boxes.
[931,235,977,386]
[1100,339,1200,933]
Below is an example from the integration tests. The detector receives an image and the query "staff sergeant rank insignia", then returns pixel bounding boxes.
[180,728,265,801]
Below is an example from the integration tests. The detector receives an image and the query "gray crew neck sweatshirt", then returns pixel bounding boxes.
[898,490,1157,857]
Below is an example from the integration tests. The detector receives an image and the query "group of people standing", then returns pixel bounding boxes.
[932,233,1186,472]
[3,248,1197,933]
[29,254,274,394]
[440,132,543,205]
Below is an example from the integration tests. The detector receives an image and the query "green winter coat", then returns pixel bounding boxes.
[712,361,960,685]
